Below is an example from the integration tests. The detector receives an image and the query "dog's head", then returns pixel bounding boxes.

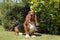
[28,11,35,20]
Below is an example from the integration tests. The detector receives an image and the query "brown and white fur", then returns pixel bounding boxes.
[14,10,38,38]
[23,10,38,38]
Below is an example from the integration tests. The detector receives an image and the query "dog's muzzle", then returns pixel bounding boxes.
[30,14,33,17]
[30,14,33,20]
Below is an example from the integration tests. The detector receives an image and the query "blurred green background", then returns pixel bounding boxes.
[0,0,60,35]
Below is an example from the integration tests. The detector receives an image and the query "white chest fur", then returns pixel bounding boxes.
[29,22,35,33]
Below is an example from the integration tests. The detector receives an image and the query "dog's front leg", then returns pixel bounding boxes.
[24,24,30,38]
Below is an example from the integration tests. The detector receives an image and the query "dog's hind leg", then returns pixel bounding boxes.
[14,27,19,35]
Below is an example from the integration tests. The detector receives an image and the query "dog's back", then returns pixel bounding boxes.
[17,24,24,33]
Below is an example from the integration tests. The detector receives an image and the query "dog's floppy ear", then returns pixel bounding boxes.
[25,14,30,24]
[35,15,39,26]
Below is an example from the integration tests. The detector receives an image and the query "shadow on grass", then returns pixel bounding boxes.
[36,26,60,36]
[34,33,42,36]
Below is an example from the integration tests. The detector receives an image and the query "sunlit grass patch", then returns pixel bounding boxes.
[0,26,60,40]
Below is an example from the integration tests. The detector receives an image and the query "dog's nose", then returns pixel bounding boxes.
[30,14,33,17]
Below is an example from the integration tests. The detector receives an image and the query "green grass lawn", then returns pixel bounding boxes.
[0,26,60,40]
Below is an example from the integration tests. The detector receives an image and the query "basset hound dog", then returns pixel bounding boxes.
[14,9,38,38]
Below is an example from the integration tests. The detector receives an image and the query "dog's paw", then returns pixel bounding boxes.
[15,33,19,36]
[25,34,30,38]
[31,35,36,37]
[19,32,23,35]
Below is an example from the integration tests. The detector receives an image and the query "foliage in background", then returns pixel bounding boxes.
[26,0,60,34]
[0,2,30,31]
[0,0,60,34]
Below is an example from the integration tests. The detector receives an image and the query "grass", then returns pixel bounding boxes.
[0,26,60,40]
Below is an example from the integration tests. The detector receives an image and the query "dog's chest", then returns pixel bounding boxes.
[29,22,35,33]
